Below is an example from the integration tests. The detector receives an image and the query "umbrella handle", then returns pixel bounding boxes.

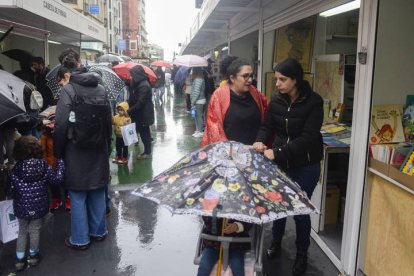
[216,218,227,276]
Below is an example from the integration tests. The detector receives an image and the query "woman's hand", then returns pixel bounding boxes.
[223,222,238,234]
[253,142,267,153]
[263,149,275,160]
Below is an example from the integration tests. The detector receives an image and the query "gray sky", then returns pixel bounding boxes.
[146,0,199,61]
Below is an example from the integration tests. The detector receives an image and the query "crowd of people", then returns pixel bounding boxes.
[0,48,323,276]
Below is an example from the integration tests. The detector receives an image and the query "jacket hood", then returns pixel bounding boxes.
[12,159,50,182]
[70,67,99,87]
[129,65,149,84]
[116,101,129,112]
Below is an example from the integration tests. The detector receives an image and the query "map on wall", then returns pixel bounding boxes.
[274,16,316,72]
[314,54,344,112]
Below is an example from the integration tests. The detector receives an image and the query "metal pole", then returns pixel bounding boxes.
[44,33,50,66]
[257,0,264,91]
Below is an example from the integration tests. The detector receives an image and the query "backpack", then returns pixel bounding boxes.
[70,84,110,149]
[30,90,43,110]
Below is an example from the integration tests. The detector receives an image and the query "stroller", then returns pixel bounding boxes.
[194,222,265,276]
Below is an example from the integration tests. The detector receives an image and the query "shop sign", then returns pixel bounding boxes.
[89,4,100,15]
[118,40,126,51]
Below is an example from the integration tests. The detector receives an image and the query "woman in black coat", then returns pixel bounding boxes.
[127,65,155,159]
[253,58,323,276]
[53,50,112,249]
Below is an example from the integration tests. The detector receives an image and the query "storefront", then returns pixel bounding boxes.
[180,0,413,275]
[0,0,105,71]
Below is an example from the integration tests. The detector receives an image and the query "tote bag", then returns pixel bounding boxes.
[121,122,139,146]
[0,200,19,243]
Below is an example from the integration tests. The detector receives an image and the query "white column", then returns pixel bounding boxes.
[341,0,378,275]
[44,33,50,66]
[257,0,264,91]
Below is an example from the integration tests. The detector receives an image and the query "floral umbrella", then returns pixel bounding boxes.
[132,141,318,224]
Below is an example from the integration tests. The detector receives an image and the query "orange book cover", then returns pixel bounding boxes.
[369,104,405,144]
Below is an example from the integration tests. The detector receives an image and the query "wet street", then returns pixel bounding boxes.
[0,92,339,276]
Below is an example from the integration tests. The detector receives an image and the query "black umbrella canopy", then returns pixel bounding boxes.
[2,49,34,65]
[96,54,123,63]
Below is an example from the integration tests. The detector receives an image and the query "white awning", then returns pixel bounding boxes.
[180,0,351,55]
[0,0,106,45]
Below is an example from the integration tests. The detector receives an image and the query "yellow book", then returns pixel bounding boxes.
[400,150,414,176]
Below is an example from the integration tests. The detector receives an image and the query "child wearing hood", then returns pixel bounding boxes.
[112,101,131,164]
[6,136,64,272]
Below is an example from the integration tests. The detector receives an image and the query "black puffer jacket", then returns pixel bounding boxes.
[256,85,323,169]
[128,66,154,126]
[53,68,112,191]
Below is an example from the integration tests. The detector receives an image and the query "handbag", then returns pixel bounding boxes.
[121,122,139,146]
[0,200,19,243]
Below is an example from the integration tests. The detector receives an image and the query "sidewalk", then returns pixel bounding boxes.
[0,94,339,275]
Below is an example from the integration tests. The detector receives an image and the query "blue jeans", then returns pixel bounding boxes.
[272,162,321,256]
[68,188,107,245]
[194,104,204,132]
[197,248,245,276]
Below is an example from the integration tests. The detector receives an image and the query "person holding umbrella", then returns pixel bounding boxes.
[253,58,324,275]
[198,56,268,276]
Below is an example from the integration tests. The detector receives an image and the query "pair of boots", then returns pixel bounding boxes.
[266,240,308,276]
[50,197,70,211]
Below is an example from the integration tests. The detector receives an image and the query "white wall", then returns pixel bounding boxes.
[230,31,258,63]
[261,30,275,88]
[372,0,414,105]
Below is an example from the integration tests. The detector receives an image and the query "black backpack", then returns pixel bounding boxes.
[70,83,110,149]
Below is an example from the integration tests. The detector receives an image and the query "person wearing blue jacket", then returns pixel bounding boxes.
[7,136,64,272]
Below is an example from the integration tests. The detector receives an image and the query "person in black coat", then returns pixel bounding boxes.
[32,56,54,110]
[253,58,323,276]
[53,49,112,250]
[128,65,155,159]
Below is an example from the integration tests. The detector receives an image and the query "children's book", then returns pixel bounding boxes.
[402,104,414,142]
[400,149,414,176]
[390,145,413,166]
[369,104,405,144]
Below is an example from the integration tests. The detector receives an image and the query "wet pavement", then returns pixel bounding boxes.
[0,92,339,276]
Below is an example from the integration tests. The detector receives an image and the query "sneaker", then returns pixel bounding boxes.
[118,157,128,164]
[15,257,27,272]
[27,253,41,267]
[112,157,121,163]
[191,131,200,137]
[194,132,204,138]
[137,154,152,160]
[292,255,308,275]
[49,198,62,211]
[266,240,282,259]
[90,234,107,242]
[65,197,71,211]
[64,238,90,250]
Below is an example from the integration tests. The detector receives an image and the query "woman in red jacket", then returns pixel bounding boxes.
[201,56,268,147]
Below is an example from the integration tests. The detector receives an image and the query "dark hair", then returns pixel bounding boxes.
[32,56,45,65]
[220,57,251,83]
[58,48,80,68]
[273,58,310,92]
[56,65,70,82]
[191,67,203,79]
[219,55,237,77]
[13,136,43,161]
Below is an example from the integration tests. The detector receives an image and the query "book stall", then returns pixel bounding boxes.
[360,1,414,274]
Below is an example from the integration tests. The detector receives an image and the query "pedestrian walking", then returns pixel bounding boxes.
[53,49,112,250]
[253,58,324,275]
[6,136,64,272]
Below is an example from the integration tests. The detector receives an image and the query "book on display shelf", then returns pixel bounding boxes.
[369,104,405,144]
